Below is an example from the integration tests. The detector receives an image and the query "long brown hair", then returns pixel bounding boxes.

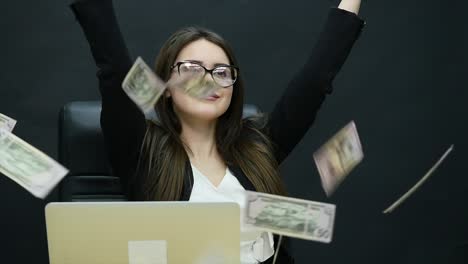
[137,27,286,200]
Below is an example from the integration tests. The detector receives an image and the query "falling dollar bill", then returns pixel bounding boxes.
[122,57,220,116]
[0,113,17,132]
[383,144,454,214]
[122,57,168,115]
[243,191,336,243]
[0,129,69,198]
[313,121,363,197]
[183,78,220,99]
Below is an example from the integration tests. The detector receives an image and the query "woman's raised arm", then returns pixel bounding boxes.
[268,3,365,164]
[71,0,146,197]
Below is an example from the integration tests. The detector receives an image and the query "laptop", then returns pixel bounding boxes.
[45,202,240,264]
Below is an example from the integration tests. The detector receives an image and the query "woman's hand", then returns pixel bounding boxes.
[338,0,361,15]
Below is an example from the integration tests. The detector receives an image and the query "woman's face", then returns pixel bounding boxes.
[167,39,233,123]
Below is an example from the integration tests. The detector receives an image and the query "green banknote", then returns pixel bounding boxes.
[122,57,219,117]
[313,121,363,197]
[0,129,68,198]
[0,113,16,132]
[122,57,167,115]
[244,191,335,243]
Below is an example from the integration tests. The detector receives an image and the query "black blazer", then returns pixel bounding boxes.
[71,0,364,263]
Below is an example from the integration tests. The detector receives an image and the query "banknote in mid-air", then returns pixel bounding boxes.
[243,191,336,243]
[0,129,69,199]
[181,77,220,99]
[122,57,168,115]
[122,57,222,116]
[0,113,17,132]
[383,144,454,214]
[313,121,363,197]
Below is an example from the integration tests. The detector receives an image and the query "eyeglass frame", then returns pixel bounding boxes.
[170,60,239,88]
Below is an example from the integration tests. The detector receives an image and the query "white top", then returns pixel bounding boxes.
[189,164,274,263]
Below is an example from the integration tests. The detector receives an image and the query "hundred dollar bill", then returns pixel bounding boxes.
[313,121,363,197]
[383,144,454,214]
[122,57,217,117]
[182,77,220,99]
[243,191,336,243]
[122,57,167,115]
[0,113,17,132]
[0,129,69,198]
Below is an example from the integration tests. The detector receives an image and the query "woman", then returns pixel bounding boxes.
[71,0,364,262]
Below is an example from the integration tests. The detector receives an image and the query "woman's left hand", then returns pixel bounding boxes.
[338,0,362,15]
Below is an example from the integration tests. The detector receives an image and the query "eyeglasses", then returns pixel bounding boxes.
[171,61,239,88]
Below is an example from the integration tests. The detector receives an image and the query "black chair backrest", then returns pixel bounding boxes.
[58,101,259,201]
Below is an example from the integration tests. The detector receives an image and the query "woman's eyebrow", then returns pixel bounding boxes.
[184,60,230,67]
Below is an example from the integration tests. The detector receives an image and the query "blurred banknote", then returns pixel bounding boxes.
[0,129,69,198]
[243,191,336,243]
[313,121,363,197]
[383,144,454,214]
[0,113,17,132]
[122,57,220,116]
[122,57,167,115]
[182,77,220,99]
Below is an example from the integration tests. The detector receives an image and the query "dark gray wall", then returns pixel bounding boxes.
[1,0,467,263]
